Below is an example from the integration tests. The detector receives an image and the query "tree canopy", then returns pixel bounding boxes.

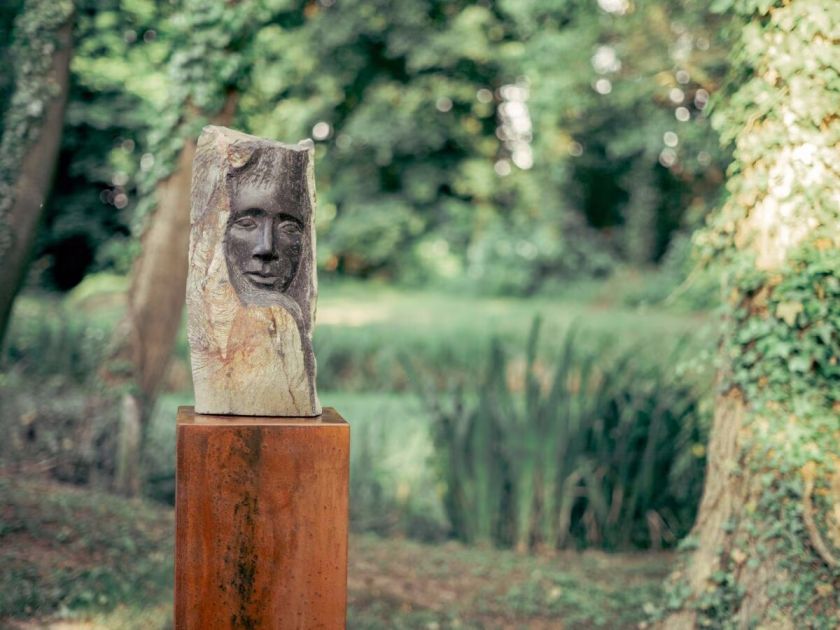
[2,0,733,294]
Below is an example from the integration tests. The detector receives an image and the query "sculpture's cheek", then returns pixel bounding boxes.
[223,230,254,273]
[277,236,303,290]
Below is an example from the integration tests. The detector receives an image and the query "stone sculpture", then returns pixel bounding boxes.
[186,125,321,416]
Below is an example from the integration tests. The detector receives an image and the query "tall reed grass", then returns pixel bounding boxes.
[421,318,710,551]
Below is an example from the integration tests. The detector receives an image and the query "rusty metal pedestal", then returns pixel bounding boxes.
[175,406,349,629]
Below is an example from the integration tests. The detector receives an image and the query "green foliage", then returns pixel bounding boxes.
[241,0,517,282]
[235,0,732,289]
[686,245,840,627]
[131,0,269,214]
[2,297,108,382]
[695,1,839,269]
[7,0,736,294]
[33,0,172,286]
[421,320,710,551]
[729,247,840,407]
[513,0,731,268]
[0,0,24,123]
[19,0,294,286]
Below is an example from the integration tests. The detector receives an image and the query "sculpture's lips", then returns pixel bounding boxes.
[245,271,279,285]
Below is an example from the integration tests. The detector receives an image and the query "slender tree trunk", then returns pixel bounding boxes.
[660,1,839,627]
[0,2,73,345]
[623,163,658,265]
[107,95,236,496]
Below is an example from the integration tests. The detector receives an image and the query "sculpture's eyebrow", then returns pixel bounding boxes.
[276,213,303,227]
[231,207,267,218]
[231,182,307,223]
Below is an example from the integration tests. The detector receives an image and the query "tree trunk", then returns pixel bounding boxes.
[114,392,142,497]
[659,1,839,627]
[107,95,236,496]
[622,163,658,265]
[0,2,73,345]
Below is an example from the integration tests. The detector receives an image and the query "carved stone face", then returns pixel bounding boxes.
[224,182,304,294]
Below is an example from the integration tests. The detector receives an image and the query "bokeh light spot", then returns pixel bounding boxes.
[312,121,331,140]
[436,97,453,112]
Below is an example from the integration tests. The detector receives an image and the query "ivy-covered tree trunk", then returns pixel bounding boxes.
[0,0,73,346]
[108,130,197,497]
[107,95,236,496]
[660,1,839,627]
[101,0,264,496]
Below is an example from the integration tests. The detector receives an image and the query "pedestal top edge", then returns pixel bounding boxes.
[177,406,347,426]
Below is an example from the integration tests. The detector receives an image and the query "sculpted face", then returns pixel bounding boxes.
[224,182,304,294]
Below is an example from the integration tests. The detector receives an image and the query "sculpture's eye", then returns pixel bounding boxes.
[278,220,302,235]
[233,216,258,230]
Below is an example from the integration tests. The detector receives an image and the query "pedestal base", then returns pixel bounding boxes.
[175,406,349,629]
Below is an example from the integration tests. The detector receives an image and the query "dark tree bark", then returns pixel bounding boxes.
[0,2,73,345]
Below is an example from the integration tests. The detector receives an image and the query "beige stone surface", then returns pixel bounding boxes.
[186,126,321,416]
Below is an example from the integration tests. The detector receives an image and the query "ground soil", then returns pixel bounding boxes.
[1,476,673,629]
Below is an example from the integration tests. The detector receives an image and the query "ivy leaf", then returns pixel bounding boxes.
[789,356,811,373]
[710,0,734,13]
[776,301,803,326]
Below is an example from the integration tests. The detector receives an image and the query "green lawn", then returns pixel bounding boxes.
[317,278,708,337]
[6,276,714,395]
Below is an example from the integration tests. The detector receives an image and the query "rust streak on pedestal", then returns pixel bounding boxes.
[175,406,349,629]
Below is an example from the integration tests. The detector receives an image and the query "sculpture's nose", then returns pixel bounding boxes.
[253,220,277,260]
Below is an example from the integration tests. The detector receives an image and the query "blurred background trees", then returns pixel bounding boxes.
[3,0,836,626]
[2,0,731,304]
[0,0,736,546]
[1,0,733,492]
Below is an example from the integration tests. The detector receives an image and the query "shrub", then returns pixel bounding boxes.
[0,298,117,484]
[421,318,710,551]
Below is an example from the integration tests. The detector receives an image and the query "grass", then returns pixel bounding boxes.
[318,278,708,334]
[0,476,673,629]
[312,281,713,391]
[423,321,710,551]
[3,277,715,401]
[2,279,714,546]
[0,476,173,624]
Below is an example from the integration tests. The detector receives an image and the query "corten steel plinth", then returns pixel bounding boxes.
[175,406,349,629]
